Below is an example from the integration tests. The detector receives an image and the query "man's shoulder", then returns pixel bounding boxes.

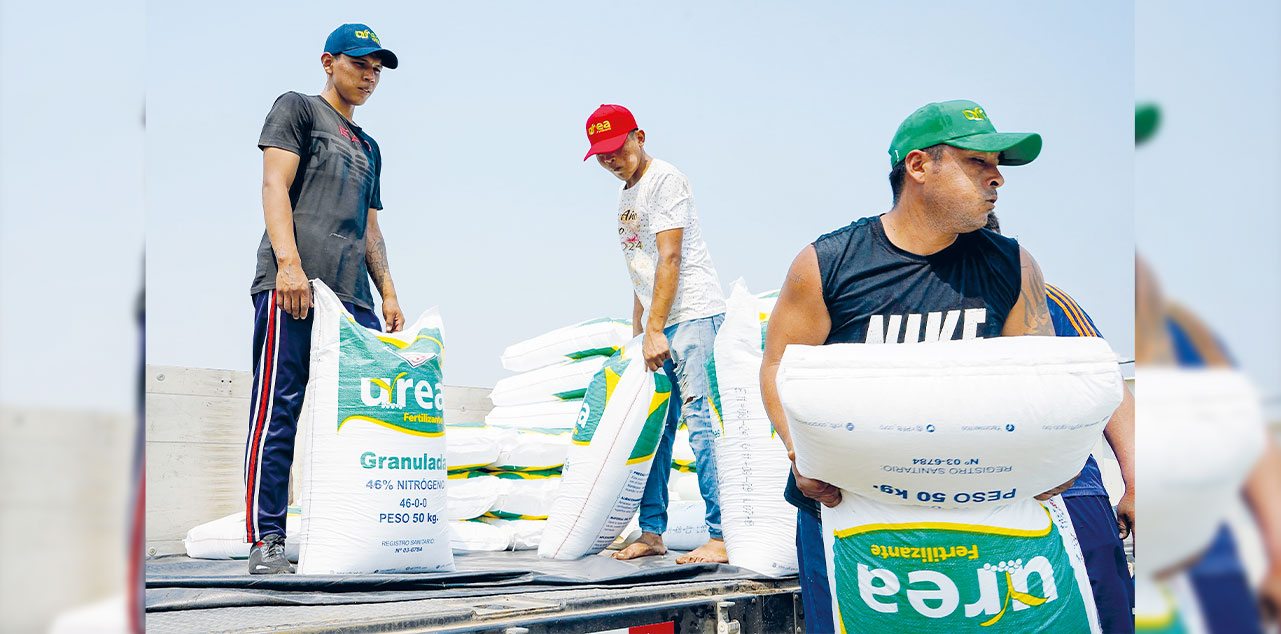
[270,91,316,111]
[646,158,689,185]
[814,215,873,247]
[968,227,1019,252]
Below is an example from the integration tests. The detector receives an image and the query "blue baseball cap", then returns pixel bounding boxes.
[324,24,398,69]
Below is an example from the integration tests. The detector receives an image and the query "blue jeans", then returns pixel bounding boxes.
[796,509,836,633]
[638,314,724,540]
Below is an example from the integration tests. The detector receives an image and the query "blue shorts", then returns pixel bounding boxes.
[1063,495,1135,633]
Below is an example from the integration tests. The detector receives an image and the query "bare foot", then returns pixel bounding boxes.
[676,538,729,564]
[612,532,667,560]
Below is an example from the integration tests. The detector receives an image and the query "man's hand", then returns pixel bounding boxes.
[381,295,405,333]
[1260,563,1281,623]
[792,461,841,508]
[275,263,311,319]
[642,330,671,372]
[1116,490,1135,540]
[1034,473,1080,501]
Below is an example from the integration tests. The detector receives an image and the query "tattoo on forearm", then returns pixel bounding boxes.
[1021,257,1054,335]
[366,230,393,293]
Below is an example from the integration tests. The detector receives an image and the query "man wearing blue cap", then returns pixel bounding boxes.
[243,24,401,574]
[761,100,1068,632]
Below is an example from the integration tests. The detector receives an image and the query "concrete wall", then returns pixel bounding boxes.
[144,365,493,557]
[0,407,133,632]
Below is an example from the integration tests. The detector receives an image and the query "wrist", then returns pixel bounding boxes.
[276,254,301,269]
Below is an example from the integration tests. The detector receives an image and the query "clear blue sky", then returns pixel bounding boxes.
[1,2,1137,412]
[143,1,1135,390]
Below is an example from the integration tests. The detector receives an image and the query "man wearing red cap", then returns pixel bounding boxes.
[584,104,729,564]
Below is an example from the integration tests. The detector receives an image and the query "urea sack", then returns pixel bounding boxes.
[822,494,1100,634]
[184,508,300,561]
[484,469,561,520]
[707,279,798,576]
[445,423,511,472]
[539,340,672,559]
[1136,367,1266,575]
[778,337,1123,508]
[296,281,454,574]
[485,401,582,431]
[501,318,632,372]
[490,357,605,406]
[492,428,571,471]
[446,472,504,520]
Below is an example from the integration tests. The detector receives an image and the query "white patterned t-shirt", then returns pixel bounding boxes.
[617,158,726,327]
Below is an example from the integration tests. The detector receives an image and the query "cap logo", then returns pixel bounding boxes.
[962,108,987,121]
[353,29,380,45]
[587,120,613,136]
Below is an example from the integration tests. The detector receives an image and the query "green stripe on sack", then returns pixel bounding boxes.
[552,388,588,401]
[626,372,672,464]
[705,352,723,430]
[565,346,621,360]
[482,510,548,520]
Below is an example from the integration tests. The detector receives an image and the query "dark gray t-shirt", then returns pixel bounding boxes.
[250,92,383,309]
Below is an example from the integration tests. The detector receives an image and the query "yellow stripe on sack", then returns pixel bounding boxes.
[833,506,1053,539]
[648,390,671,417]
[603,366,621,403]
[445,463,492,473]
[626,451,657,465]
[571,438,591,446]
[375,333,444,351]
[338,415,445,437]
[1134,587,1179,629]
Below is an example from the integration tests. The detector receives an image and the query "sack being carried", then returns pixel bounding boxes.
[296,281,454,574]
[822,494,1100,633]
[539,339,672,559]
[778,337,1123,508]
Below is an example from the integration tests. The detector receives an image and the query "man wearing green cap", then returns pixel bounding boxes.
[760,100,1066,632]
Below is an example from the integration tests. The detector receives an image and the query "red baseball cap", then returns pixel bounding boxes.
[583,104,638,161]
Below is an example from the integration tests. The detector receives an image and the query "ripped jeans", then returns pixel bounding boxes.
[638,313,724,540]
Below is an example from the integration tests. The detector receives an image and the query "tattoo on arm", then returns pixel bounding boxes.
[1020,253,1054,335]
[366,227,393,295]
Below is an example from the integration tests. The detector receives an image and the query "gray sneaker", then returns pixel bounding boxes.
[248,534,294,574]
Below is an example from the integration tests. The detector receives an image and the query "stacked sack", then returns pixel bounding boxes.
[451,318,631,553]
[704,279,798,576]
[778,336,1123,633]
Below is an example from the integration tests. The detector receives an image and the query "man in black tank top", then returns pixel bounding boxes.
[759,100,1064,633]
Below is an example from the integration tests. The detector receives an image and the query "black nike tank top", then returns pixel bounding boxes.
[785,214,1022,517]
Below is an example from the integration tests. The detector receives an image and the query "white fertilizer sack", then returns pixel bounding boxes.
[706,278,797,576]
[449,519,512,553]
[446,472,505,520]
[822,494,1099,634]
[662,499,711,551]
[1135,367,1266,576]
[295,281,453,574]
[483,518,548,551]
[539,340,672,559]
[484,469,561,520]
[490,357,606,406]
[778,337,1123,508]
[492,428,571,471]
[445,423,511,472]
[501,318,633,373]
[184,508,301,561]
[485,401,582,431]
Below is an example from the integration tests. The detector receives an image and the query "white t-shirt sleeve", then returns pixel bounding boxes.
[647,173,692,233]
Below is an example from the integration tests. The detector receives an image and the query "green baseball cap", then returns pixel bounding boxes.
[888,100,1042,167]
[1135,103,1160,145]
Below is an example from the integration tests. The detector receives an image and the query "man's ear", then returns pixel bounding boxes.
[321,52,336,75]
[905,148,934,185]
[634,129,646,146]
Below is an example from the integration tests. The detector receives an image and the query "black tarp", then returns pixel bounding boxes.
[146,551,785,612]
